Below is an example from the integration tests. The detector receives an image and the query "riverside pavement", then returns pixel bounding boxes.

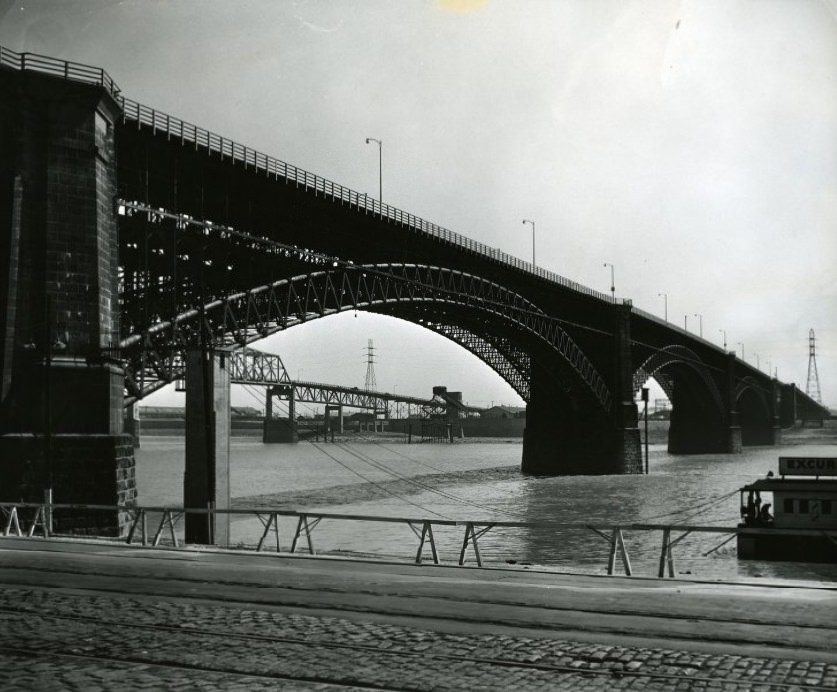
[0,537,835,690]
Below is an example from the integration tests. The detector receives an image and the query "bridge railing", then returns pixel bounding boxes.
[0,45,121,99]
[0,44,615,305]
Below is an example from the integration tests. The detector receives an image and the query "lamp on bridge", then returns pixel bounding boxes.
[719,329,727,349]
[693,313,703,337]
[737,342,745,361]
[365,138,382,203]
[658,293,667,321]
[603,263,615,303]
[522,219,535,266]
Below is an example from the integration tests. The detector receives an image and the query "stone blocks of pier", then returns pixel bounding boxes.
[0,68,134,533]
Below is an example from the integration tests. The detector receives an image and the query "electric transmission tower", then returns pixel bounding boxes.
[806,328,822,404]
[364,339,377,391]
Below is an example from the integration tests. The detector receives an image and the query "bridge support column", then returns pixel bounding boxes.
[778,383,798,428]
[0,69,134,534]
[263,384,298,443]
[325,404,343,434]
[725,352,743,453]
[522,304,641,474]
[184,349,230,545]
[770,379,783,445]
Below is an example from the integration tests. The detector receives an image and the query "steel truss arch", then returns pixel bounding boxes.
[732,376,771,417]
[120,263,610,410]
[390,315,532,403]
[428,324,530,403]
[633,345,723,414]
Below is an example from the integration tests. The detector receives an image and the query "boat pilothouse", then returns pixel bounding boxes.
[737,457,837,562]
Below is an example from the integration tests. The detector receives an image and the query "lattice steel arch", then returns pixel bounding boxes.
[371,311,532,403]
[119,263,611,411]
[428,323,531,403]
[633,345,723,415]
[732,376,772,418]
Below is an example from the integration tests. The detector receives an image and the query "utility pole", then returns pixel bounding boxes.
[806,328,822,404]
[364,339,377,391]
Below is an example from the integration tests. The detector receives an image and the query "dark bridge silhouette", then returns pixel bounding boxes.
[0,47,829,534]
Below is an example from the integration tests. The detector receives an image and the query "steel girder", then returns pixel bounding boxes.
[227,348,292,385]
[286,381,445,416]
[117,207,611,410]
[226,349,445,416]
[633,345,723,415]
[426,323,531,402]
[369,311,532,403]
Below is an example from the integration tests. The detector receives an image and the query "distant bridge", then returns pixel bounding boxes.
[225,347,457,417]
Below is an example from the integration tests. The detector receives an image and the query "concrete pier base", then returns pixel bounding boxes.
[263,417,299,443]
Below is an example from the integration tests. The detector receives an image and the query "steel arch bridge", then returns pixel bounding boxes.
[1,45,830,498]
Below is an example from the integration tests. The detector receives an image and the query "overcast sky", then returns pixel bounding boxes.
[2,0,835,413]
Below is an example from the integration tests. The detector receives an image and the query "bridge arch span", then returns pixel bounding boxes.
[733,376,775,445]
[634,345,727,454]
[120,263,611,416]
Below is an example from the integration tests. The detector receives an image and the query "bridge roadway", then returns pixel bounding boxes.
[1,537,835,690]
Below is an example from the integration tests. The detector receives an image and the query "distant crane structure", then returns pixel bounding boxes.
[806,328,822,404]
[364,339,377,392]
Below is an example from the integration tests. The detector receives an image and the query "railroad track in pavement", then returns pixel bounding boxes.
[0,589,835,691]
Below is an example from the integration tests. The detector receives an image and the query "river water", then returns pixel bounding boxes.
[135,427,837,584]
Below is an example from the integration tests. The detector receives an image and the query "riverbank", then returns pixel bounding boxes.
[137,417,836,446]
[1,537,835,690]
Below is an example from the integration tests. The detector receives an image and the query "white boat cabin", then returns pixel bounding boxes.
[740,456,837,530]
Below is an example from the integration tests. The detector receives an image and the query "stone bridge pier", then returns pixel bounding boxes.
[522,305,643,475]
[0,69,135,534]
[263,384,298,443]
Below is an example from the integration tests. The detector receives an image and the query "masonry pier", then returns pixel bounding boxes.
[0,66,135,534]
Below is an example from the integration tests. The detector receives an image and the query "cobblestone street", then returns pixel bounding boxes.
[1,539,835,690]
[3,587,837,691]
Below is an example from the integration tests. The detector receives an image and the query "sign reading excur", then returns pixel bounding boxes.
[778,457,837,476]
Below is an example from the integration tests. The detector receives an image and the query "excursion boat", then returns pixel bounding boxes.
[737,456,837,563]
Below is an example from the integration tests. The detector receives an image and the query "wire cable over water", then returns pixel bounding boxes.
[307,442,452,519]
[329,441,531,520]
[637,489,739,523]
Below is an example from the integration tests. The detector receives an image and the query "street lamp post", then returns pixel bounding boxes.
[658,293,667,321]
[365,137,382,203]
[522,219,535,266]
[693,313,703,337]
[719,329,727,349]
[603,263,615,303]
[684,315,688,332]
[737,342,745,361]
[641,387,649,474]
